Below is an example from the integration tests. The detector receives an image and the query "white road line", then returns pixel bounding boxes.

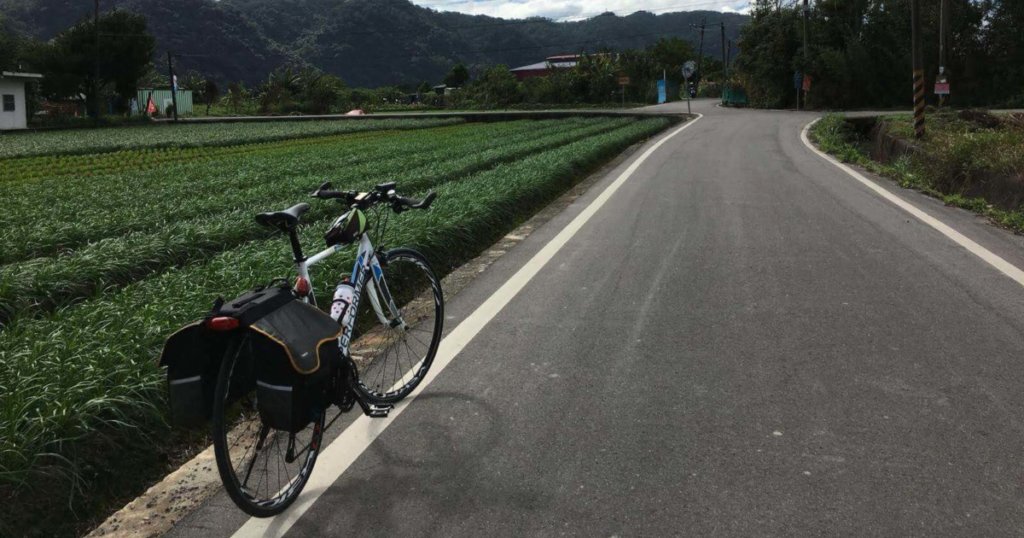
[231,114,704,538]
[801,118,1024,288]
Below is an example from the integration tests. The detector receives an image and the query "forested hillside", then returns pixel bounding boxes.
[0,0,747,87]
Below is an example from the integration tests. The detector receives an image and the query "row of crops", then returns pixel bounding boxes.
[0,118,638,325]
[0,115,676,536]
[0,117,463,159]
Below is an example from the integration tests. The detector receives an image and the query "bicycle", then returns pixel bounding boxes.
[210,181,444,517]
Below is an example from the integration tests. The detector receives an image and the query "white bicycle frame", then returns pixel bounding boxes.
[295,233,404,357]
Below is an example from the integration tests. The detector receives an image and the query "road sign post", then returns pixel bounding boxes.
[794,71,803,109]
[935,67,950,106]
[682,61,696,115]
[166,51,179,122]
[617,76,630,107]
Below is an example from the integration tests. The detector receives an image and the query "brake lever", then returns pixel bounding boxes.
[311,181,333,198]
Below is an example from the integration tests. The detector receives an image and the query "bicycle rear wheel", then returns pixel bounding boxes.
[350,247,443,403]
[211,337,325,517]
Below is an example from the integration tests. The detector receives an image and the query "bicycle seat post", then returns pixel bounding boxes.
[287,229,305,263]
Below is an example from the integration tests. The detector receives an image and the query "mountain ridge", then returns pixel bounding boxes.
[0,0,747,87]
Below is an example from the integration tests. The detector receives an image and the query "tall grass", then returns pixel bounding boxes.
[810,112,1024,233]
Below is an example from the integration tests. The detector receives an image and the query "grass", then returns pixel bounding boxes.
[0,115,676,537]
[810,112,1024,234]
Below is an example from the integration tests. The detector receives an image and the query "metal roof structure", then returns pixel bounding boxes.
[1,71,44,80]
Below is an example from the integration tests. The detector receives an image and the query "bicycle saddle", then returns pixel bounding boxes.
[255,203,310,231]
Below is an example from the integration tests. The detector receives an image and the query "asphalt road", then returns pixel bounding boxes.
[168,99,1024,537]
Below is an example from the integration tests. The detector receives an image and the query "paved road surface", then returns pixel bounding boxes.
[169,99,1024,536]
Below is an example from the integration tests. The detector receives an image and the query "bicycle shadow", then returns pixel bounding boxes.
[288,391,551,536]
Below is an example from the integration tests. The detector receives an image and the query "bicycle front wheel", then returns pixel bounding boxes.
[350,247,444,403]
[211,337,325,518]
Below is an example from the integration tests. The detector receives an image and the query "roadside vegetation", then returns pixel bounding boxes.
[810,112,1024,233]
[0,115,676,537]
[735,0,1024,109]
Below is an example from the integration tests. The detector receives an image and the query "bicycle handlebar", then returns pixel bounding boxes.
[394,191,436,212]
[310,181,436,213]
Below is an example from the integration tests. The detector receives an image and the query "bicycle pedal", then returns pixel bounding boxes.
[357,400,394,418]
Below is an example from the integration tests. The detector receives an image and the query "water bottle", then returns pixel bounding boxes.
[331,278,355,326]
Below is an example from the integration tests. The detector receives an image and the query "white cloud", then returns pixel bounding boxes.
[412,0,752,21]
[722,5,751,15]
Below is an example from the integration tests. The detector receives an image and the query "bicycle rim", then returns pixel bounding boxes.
[212,337,325,517]
[351,248,443,403]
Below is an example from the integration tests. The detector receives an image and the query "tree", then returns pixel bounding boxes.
[569,53,619,103]
[733,0,1002,109]
[647,37,697,84]
[258,65,301,113]
[469,65,520,107]
[443,62,470,87]
[35,10,155,115]
[181,71,223,115]
[224,81,251,114]
[0,17,24,71]
[982,0,1024,105]
[299,68,345,114]
[203,79,220,115]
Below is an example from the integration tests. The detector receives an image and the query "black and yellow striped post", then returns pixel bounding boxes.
[911,0,925,138]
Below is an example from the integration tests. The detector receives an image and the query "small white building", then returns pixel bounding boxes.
[0,71,43,130]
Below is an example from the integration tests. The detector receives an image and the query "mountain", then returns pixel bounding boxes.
[0,0,748,87]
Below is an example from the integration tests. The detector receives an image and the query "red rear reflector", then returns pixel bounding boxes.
[207,316,239,331]
[294,276,311,297]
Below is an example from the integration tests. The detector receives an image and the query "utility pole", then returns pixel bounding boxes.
[92,0,100,120]
[693,18,706,92]
[911,0,925,138]
[720,22,728,104]
[802,0,810,110]
[720,22,727,78]
[726,40,733,74]
[938,0,950,107]
[166,51,179,122]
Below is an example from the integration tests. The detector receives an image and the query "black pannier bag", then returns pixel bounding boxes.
[250,299,342,432]
[159,283,341,431]
[159,321,231,428]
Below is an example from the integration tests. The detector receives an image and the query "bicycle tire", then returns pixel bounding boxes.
[212,336,325,517]
[350,247,444,404]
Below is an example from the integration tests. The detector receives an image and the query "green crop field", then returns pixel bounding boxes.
[0,117,464,159]
[0,115,675,537]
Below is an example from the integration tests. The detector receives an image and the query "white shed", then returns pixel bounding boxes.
[0,71,43,130]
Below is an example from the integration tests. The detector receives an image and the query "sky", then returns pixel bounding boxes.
[409,0,752,22]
